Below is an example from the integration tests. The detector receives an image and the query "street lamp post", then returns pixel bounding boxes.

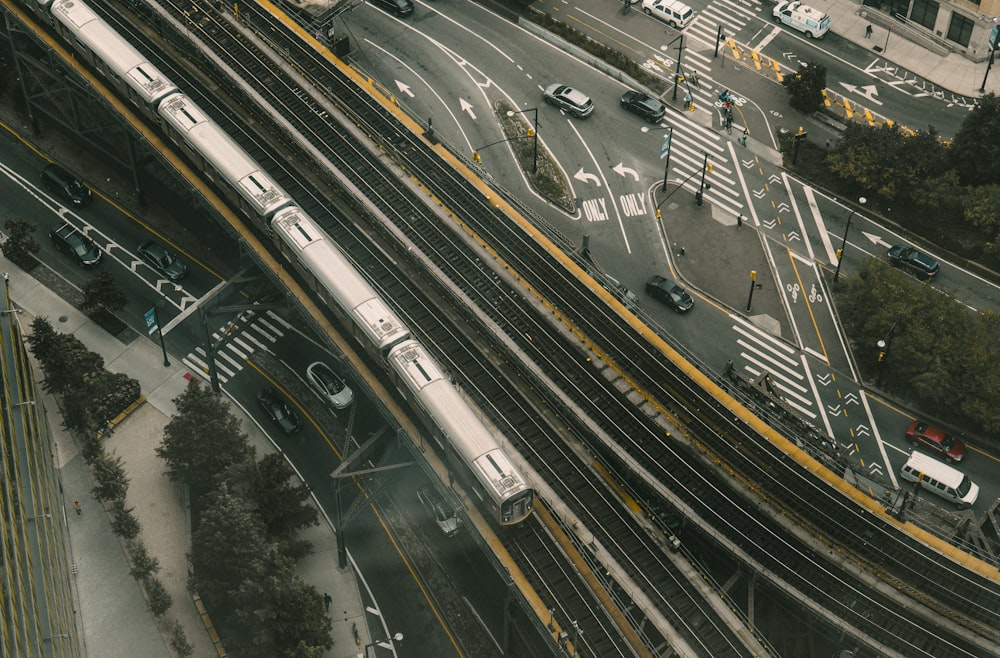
[695,152,710,206]
[668,34,685,101]
[507,108,539,173]
[834,196,867,283]
[660,126,674,192]
[745,270,757,312]
[979,47,996,94]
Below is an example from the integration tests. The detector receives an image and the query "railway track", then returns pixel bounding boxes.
[51,1,1000,656]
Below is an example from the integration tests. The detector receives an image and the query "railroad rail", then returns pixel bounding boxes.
[18,0,1000,655]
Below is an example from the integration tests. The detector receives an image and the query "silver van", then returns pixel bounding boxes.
[899,451,978,509]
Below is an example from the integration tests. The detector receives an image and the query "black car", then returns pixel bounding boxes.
[49,223,102,268]
[888,245,939,280]
[41,164,92,207]
[138,240,188,281]
[620,90,666,123]
[645,274,694,312]
[257,387,302,434]
[369,0,413,16]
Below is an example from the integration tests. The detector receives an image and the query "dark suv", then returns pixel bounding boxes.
[905,420,966,463]
[49,223,102,268]
[888,245,939,279]
[369,0,413,16]
[620,90,666,123]
[41,164,92,207]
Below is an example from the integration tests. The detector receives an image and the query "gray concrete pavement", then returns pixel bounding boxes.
[6,254,373,658]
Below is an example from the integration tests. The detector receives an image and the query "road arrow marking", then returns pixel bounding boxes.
[459,98,476,120]
[612,162,639,182]
[762,218,777,229]
[855,424,870,437]
[844,392,859,405]
[574,168,602,187]
[395,80,414,98]
[753,188,766,199]
[776,202,790,213]
[827,404,842,415]
[743,159,755,168]
[783,52,798,61]
[839,82,883,105]
[862,231,891,248]
[816,373,831,385]
[786,230,800,241]
[768,174,782,184]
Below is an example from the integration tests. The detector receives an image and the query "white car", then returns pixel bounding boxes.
[542,84,594,118]
[306,361,354,409]
[416,484,461,537]
[641,0,694,28]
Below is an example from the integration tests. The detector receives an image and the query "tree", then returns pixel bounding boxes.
[110,501,140,540]
[82,269,127,314]
[91,451,129,503]
[27,316,61,375]
[145,576,173,617]
[156,379,253,493]
[170,622,193,658]
[962,184,1000,235]
[950,92,1000,186]
[2,218,39,267]
[129,541,161,580]
[223,453,318,548]
[782,61,827,114]
[190,484,269,600]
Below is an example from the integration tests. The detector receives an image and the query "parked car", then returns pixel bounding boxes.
[645,275,694,312]
[905,420,967,463]
[41,164,92,207]
[368,0,413,16]
[888,245,939,280]
[601,274,640,310]
[542,83,595,118]
[257,387,302,434]
[306,361,354,409]
[49,223,102,268]
[138,240,188,281]
[416,484,461,537]
[620,90,666,123]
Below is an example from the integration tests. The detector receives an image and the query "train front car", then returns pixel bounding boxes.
[48,0,179,121]
[157,93,291,224]
[387,340,533,525]
[270,207,411,357]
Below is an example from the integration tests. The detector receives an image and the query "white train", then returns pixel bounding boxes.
[25,0,534,524]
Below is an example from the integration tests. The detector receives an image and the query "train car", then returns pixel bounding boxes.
[157,93,292,223]
[48,0,179,121]
[387,339,534,525]
[270,206,411,357]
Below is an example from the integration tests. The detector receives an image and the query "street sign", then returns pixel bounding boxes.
[660,134,671,159]
[990,25,999,52]
[144,308,158,336]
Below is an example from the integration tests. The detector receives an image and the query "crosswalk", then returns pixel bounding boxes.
[686,0,762,54]
[182,309,291,384]
[730,315,818,420]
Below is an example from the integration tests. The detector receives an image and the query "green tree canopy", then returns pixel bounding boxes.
[782,61,827,114]
[156,379,253,493]
[950,92,1000,186]
[2,218,39,266]
[82,268,128,314]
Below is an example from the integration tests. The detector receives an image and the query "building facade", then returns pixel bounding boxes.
[863,0,1000,61]
[0,280,81,658]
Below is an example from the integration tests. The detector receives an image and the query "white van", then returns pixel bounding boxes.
[899,451,979,509]
[773,0,830,38]
[641,0,694,29]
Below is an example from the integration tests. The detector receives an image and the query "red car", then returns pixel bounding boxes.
[905,420,966,463]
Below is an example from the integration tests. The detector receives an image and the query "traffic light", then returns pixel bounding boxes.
[527,128,535,138]
[835,248,843,260]
[878,351,886,362]
[473,151,481,164]
[706,163,713,173]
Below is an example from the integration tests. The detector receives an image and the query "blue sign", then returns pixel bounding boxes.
[990,25,999,52]
[660,134,672,160]
[144,308,158,336]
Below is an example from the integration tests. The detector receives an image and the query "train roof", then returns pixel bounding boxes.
[159,94,290,218]
[470,449,529,500]
[50,0,178,106]
[272,208,410,349]
[389,340,515,464]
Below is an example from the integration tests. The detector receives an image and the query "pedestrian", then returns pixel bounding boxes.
[736,213,744,228]
[865,24,873,39]
[74,501,82,515]
[323,592,332,612]
[739,128,749,146]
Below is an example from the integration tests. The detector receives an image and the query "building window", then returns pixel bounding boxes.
[909,0,939,29]
[946,12,974,46]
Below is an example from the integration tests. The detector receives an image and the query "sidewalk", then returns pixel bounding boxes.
[5,255,371,658]
[812,0,998,98]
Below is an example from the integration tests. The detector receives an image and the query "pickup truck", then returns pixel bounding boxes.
[49,223,102,268]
